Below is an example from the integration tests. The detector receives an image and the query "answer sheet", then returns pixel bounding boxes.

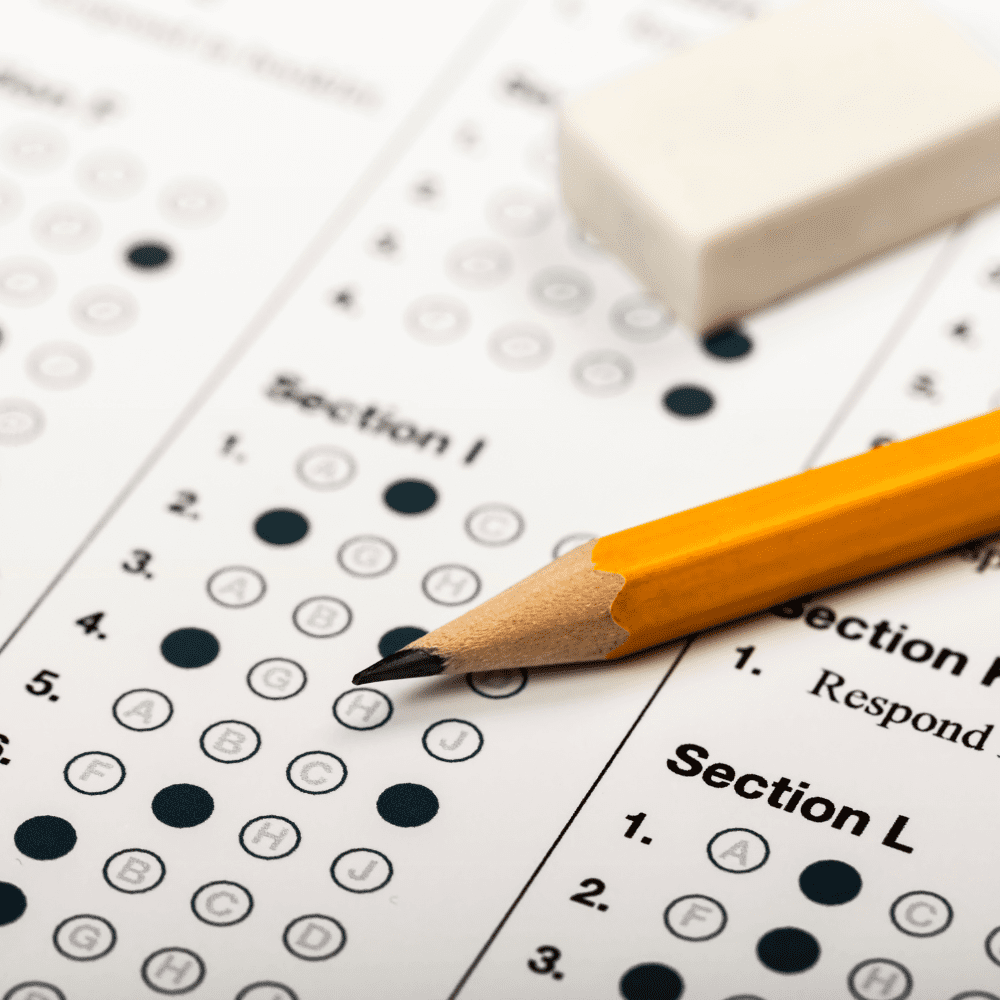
[2,0,1000,997]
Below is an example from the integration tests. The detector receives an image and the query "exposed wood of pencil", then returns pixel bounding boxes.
[357,409,1000,680]
[398,540,627,674]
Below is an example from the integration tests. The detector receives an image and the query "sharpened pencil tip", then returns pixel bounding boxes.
[352,647,447,684]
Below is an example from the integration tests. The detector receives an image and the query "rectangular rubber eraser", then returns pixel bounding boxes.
[560,0,1000,332]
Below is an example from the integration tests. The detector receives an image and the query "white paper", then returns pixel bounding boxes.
[2,1,999,997]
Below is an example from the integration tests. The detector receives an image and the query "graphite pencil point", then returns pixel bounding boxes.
[353,648,447,685]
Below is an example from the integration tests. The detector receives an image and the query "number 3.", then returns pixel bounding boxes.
[528,945,561,975]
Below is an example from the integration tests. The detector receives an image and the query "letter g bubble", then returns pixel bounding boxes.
[53,914,116,960]
[247,658,306,700]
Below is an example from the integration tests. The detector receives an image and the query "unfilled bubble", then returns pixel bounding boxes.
[446,240,512,289]
[1,124,68,174]
[296,446,355,490]
[530,266,594,314]
[159,177,226,228]
[338,536,396,577]
[486,188,552,237]
[0,400,44,445]
[76,149,145,200]
[0,178,23,225]
[465,504,524,545]
[0,257,56,307]
[405,296,470,345]
[26,342,92,390]
[71,286,138,334]
[572,350,633,396]
[32,203,101,253]
[487,324,552,371]
[247,658,307,701]
[610,293,673,342]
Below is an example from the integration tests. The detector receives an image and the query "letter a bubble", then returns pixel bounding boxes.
[707,828,770,873]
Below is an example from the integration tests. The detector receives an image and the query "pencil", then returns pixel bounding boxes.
[352,409,1000,683]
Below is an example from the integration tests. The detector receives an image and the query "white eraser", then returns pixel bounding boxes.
[560,0,1000,332]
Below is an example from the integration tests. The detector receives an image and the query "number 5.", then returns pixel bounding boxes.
[26,670,59,696]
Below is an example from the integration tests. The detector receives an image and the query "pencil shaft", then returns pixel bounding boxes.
[598,409,1000,657]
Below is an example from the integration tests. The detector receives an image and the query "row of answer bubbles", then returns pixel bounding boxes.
[0,247,169,313]
[0,908,342,975]
[249,499,525,545]
[617,957,996,1000]
[8,199,211,250]
[405,290,678,348]
[0,123,225,225]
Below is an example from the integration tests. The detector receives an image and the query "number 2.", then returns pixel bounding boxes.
[569,878,606,908]
[167,490,199,518]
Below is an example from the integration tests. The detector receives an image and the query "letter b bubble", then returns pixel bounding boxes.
[199,721,260,763]
[102,849,165,894]
[707,828,770,874]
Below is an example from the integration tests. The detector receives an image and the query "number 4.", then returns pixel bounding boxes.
[76,612,106,638]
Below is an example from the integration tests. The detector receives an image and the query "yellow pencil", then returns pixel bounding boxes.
[353,410,1000,683]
